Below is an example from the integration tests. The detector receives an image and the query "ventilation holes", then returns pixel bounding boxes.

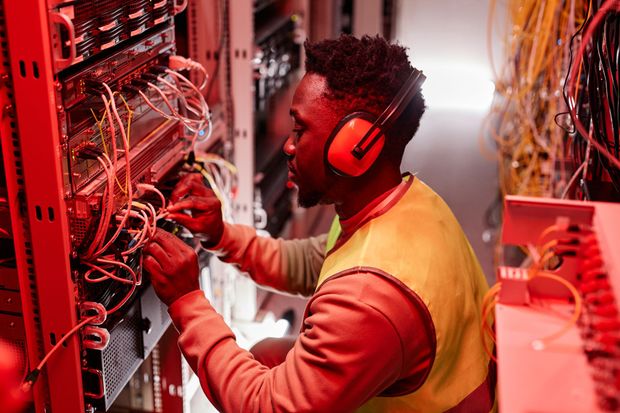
[18,60,25,77]
[32,61,39,79]
[50,333,56,345]
[47,207,55,222]
[35,206,42,221]
[102,310,141,401]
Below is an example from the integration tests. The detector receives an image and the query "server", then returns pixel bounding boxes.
[0,1,213,411]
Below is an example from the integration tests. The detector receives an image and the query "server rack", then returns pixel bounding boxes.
[0,1,209,411]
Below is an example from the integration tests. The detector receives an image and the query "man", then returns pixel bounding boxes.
[144,35,495,412]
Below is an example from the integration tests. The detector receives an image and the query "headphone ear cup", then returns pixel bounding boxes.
[325,112,385,177]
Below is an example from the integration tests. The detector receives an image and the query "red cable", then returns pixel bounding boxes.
[567,0,620,170]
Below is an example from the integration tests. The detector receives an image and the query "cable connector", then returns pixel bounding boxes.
[22,369,40,389]
[149,65,169,74]
[141,72,159,82]
[122,84,141,95]
[168,55,201,71]
[75,143,103,160]
[131,78,149,88]
[185,150,196,166]
[168,55,209,91]
[83,79,105,96]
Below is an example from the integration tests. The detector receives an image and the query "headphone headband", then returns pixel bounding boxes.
[352,69,426,160]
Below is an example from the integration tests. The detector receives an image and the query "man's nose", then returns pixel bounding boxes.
[283,136,296,157]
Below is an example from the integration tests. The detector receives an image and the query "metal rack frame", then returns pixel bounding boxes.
[1,1,84,411]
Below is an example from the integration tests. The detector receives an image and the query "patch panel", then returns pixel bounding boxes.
[67,119,184,249]
[495,196,620,412]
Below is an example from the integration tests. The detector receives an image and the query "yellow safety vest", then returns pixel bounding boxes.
[319,176,493,412]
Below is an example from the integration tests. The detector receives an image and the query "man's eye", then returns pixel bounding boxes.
[293,128,304,138]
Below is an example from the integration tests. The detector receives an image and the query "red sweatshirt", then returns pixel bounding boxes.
[168,180,435,412]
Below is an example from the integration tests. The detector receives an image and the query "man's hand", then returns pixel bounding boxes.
[167,173,224,247]
[143,228,200,306]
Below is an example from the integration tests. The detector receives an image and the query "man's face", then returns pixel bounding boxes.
[284,74,340,208]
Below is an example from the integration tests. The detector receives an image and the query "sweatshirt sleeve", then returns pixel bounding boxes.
[205,223,327,296]
[167,271,433,413]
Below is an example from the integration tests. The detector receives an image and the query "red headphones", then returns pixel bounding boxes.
[324,69,426,177]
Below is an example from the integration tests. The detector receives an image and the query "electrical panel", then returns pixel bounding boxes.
[0,1,219,411]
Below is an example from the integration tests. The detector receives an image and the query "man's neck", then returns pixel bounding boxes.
[334,169,403,220]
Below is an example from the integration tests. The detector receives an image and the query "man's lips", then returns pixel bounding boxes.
[287,164,298,188]
[287,164,297,182]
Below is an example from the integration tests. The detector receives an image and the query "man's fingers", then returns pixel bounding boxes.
[150,228,193,253]
[167,196,220,213]
[170,174,209,203]
[143,255,163,276]
[169,182,192,204]
[150,229,199,268]
[166,213,197,230]
[144,237,172,264]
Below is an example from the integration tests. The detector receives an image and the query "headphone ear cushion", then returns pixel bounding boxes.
[326,113,385,177]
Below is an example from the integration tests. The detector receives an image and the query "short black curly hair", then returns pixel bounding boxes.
[304,34,426,151]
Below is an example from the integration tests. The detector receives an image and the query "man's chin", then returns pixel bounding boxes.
[297,191,323,208]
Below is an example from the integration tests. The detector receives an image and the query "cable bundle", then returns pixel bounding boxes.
[563,0,620,200]
[19,57,223,391]
[486,0,620,200]
[191,153,237,223]
[486,0,591,198]
[138,65,213,146]
[79,82,173,317]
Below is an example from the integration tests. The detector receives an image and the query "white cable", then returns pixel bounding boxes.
[142,84,205,133]
[166,69,211,123]
[142,70,213,145]
[94,84,134,257]
[121,209,150,256]
[168,55,209,91]
[561,161,586,199]
[156,76,204,117]
[85,154,115,258]
[135,183,167,211]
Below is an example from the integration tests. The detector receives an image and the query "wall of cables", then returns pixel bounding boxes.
[486,0,619,202]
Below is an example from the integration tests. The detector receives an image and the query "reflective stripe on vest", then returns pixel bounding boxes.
[318,176,493,412]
